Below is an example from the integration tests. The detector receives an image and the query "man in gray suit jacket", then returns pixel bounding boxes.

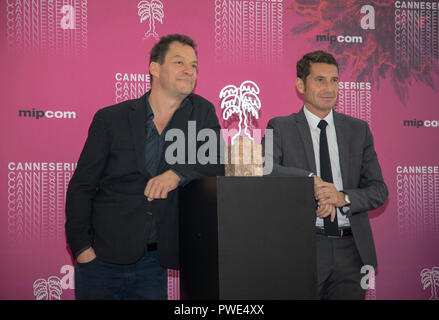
[263,51,388,299]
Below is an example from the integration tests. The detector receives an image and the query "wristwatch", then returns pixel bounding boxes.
[341,191,351,214]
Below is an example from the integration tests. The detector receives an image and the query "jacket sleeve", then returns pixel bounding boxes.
[343,123,388,216]
[262,119,313,177]
[166,103,225,185]
[65,109,110,258]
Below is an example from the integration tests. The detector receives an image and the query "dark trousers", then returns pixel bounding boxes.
[74,249,167,300]
[316,234,366,300]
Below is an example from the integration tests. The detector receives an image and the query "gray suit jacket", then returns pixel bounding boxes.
[262,107,388,268]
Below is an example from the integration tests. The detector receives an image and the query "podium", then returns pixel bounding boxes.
[179,176,317,300]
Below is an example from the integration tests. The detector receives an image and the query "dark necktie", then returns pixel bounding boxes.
[317,120,339,236]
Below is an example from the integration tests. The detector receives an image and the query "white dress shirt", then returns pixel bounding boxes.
[303,105,350,228]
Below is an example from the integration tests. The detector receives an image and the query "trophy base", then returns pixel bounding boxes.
[225,136,263,177]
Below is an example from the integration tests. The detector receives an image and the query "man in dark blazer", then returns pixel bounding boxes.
[65,34,224,299]
[263,51,388,299]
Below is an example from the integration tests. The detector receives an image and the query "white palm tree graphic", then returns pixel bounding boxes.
[421,267,439,300]
[33,276,63,300]
[138,0,164,40]
[220,80,261,144]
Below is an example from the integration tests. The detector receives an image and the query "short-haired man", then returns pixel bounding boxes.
[263,50,388,299]
[66,34,224,300]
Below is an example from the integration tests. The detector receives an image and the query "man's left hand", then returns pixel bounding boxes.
[315,181,347,208]
[144,170,181,202]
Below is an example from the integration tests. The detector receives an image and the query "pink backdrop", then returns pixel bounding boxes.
[1,0,438,300]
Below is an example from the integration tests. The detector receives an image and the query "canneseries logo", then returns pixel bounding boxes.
[396,165,439,239]
[116,0,159,105]
[167,270,179,300]
[421,267,439,300]
[214,0,283,64]
[335,81,372,126]
[138,0,164,40]
[6,0,88,55]
[114,72,151,103]
[33,265,74,300]
[394,1,439,70]
[7,162,77,241]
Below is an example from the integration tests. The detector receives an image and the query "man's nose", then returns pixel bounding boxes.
[183,64,195,76]
[323,80,336,91]
[323,80,332,89]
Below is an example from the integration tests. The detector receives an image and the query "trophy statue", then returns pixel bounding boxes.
[220,80,263,176]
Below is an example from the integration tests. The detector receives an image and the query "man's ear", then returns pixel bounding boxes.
[296,77,305,95]
[149,61,160,79]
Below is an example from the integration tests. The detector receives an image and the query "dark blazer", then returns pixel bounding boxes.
[263,107,388,268]
[65,92,224,268]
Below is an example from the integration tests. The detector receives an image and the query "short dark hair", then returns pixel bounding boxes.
[150,34,197,63]
[296,50,339,82]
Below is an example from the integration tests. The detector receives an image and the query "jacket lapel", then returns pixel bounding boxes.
[333,111,349,188]
[295,108,317,174]
[129,93,150,178]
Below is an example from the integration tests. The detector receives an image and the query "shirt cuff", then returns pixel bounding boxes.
[341,206,351,214]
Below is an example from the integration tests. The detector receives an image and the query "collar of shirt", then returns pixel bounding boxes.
[145,92,191,125]
[144,92,191,139]
[145,99,154,124]
[303,104,334,131]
